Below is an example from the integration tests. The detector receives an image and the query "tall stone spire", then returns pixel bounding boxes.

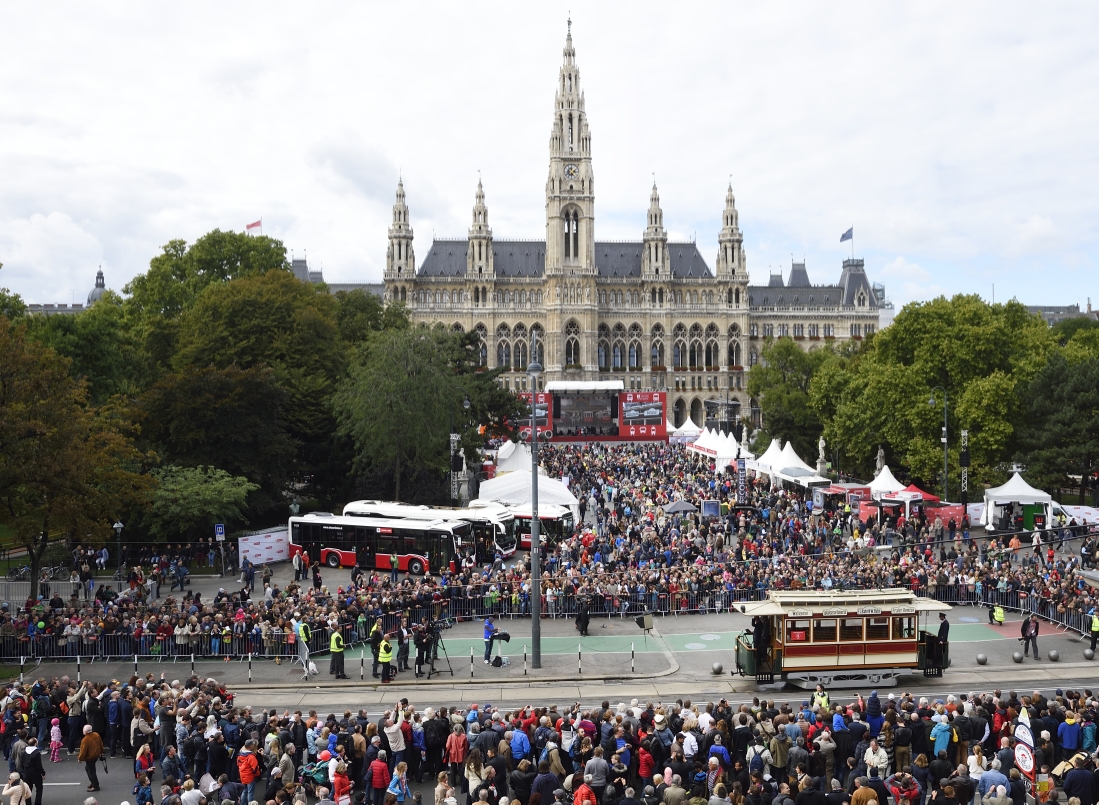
[467,179,494,279]
[546,19,595,275]
[642,182,668,279]
[716,182,746,281]
[385,179,415,280]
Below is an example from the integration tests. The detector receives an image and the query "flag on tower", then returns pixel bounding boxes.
[840,227,853,243]
[246,219,262,232]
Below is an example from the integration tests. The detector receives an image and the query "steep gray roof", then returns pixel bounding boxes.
[838,259,877,307]
[418,239,712,279]
[767,273,784,287]
[747,286,843,306]
[329,282,385,298]
[788,262,812,287]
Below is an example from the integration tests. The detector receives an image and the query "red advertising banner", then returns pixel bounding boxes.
[517,392,553,440]
[619,391,667,440]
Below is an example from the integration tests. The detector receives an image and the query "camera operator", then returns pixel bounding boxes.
[414,622,433,678]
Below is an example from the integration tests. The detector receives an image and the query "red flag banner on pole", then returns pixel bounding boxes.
[245,219,262,231]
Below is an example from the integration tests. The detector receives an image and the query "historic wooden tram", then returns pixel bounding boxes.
[735,589,952,688]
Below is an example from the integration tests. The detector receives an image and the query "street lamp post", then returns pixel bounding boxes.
[526,331,543,669]
[929,387,948,501]
[113,521,124,571]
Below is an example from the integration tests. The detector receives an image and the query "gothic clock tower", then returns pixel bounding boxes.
[545,20,594,278]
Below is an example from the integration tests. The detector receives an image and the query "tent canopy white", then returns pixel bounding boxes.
[673,416,702,436]
[869,464,905,498]
[772,441,829,487]
[984,473,1051,504]
[494,441,542,475]
[750,438,783,474]
[478,471,580,514]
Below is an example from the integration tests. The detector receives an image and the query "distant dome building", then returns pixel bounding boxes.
[87,268,106,305]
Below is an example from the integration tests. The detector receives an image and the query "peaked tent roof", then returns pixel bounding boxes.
[984,472,1052,504]
[902,484,939,502]
[673,416,702,435]
[477,470,579,508]
[869,465,905,497]
[753,438,784,473]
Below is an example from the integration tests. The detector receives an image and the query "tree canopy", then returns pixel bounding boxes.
[746,337,836,460]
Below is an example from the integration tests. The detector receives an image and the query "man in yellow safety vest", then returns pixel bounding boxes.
[330,628,349,679]
[379,633,394,684]
[1089,608,1099,651]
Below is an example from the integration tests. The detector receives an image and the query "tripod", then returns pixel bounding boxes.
[428,633,453,678]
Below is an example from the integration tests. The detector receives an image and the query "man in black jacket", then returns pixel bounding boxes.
[1021,615,1041,660]
[17,739,46,805]
[1062,757,1096,805]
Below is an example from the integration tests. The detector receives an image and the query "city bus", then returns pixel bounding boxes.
[506,503,576,550]
[341,499,517,559]
[288,513,473,575]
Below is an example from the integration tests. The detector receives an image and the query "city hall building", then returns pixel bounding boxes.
[381,26,884,429]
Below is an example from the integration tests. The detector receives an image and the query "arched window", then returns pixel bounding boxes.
[598,342,608,371]
[513,340,528,371]
[399,287,406,302]
[735,288,741,305]
[497,341,511,369]
[651,288,657,304]
[658,288,664,304]
[729,340,742,367]
[475,324,487,367]
[473,287,480,305]
[564,320,581,366]
[628,341,641,369]
[651,341,664,366]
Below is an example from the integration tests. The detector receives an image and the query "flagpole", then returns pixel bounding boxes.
[851,225,854,260]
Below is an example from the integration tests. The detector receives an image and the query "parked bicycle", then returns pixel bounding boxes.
[6,563,68,581]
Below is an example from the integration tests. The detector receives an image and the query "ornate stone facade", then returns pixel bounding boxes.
[382,25,881,428]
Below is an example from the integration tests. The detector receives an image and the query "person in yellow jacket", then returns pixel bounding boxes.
[811,684,829,712]
[1089,608,1099,651]
[330,629,349,679]
[379,633,394,684]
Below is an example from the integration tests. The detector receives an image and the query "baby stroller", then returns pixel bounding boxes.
[298,761,330,797]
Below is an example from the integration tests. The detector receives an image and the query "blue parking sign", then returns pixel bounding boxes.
[215,523,225,541]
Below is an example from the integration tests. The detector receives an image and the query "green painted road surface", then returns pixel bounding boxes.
[344,631,741,658]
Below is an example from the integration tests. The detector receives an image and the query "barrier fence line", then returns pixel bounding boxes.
[3,523,1098,663]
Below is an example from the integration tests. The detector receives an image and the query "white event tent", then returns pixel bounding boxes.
[494,440,542,475]
[980,472,1052,527]
[773,441,830,487]
[747,438,783,477]
[869,465,905,499]
[477,470,580,517]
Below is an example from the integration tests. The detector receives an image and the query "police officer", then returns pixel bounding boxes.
[330,627,349,679]
[811,684,829,712]
[379,632,394,684]
[989,604,1005,626]
[1089,608,1099,651]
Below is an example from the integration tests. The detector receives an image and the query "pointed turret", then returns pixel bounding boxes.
[642,182,668,279]
[716,182,746,281]
[467,179,494,280]
[385,179,415,281]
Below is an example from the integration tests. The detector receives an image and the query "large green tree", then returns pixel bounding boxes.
[810,295,1051,492]
[0,319,154,599]
[334,326,521,502]
[144,465,258,541]
[139,365,296,513]
[746,337,836,459]
[25,291,146,404]
[1018,352,1099,501]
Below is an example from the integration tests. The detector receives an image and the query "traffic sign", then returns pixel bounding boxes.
[1014,743,1035,777]
[215,523,226,542]
[1014,723,1034,747]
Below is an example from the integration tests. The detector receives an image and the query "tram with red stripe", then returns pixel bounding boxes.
[735,589,951,688]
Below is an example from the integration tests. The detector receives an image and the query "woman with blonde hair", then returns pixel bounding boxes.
[464,749,484,805]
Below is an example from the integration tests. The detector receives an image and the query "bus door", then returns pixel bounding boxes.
[472,523,494,562]
[357,526,377,568]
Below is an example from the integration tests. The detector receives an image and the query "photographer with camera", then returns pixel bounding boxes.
[414,622,433,678]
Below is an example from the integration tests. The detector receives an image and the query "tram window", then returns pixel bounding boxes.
[786,620,810,643]
[813,619,837,642]
[866,617,890,640]
[840,618,864,641]
[892,616,915,639]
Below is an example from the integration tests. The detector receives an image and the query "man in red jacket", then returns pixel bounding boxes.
[237,739,261,805]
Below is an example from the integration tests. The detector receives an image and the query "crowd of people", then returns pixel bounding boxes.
[3,442,1099,670]
[9,680,1099,805]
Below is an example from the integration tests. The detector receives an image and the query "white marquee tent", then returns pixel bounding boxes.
[477,470,580,516]
[774,441,830,487]
[981,472,1052,527]
[869,464,906,498]
[748,438,783,476]
[672,416,702,437]
[494,440,542,475]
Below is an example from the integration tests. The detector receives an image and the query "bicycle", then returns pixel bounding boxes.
[5,563,69,581]
[5,565,29,581]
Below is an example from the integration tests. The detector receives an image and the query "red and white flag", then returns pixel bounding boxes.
[245,219,262,231]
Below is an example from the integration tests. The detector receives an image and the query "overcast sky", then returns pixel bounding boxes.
[1,3,1097,310]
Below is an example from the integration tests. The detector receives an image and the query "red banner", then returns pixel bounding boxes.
[517,392,553,440]
[619,391,667,440]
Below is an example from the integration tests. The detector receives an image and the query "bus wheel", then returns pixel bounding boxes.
[408,559,425,576]
[326,553,340,568]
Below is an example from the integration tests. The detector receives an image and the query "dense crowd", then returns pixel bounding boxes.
[11,680,1099,805]
[3,443,1099,668]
